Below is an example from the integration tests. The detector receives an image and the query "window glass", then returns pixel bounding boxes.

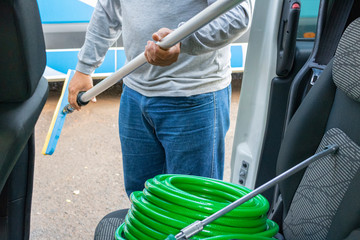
[297,0,320,39]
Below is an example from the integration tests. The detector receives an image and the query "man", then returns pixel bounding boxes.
[68,0,251,196]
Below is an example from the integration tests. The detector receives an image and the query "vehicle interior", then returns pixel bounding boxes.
[1,0,360,239]
[232,0,360,238]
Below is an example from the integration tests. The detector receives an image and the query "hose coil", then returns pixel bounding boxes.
[115,174,278,239]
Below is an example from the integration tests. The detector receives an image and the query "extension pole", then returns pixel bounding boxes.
[43,0,247,155]
[64,0,246,111]
[173,144,339,240]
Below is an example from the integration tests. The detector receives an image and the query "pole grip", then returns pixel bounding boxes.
[77,91,89,107]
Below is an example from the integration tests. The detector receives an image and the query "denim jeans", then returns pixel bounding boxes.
[118,84,231,196]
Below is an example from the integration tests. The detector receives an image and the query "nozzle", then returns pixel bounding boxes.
[62,91,89,114]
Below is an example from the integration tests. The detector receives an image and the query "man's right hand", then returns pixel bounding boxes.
[68,71,96,111]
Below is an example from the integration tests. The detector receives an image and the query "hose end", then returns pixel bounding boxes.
[63,104,75,114]
[164,235,177,240]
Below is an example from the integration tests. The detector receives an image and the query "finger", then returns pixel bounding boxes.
[144,43,152,63]
[152,32,161,42]
[145,41,157,64]
[91,97,97,103]
[155,46,178,61]
[68,89,81,111]
[145,44,178,66]
[152,28,172,42]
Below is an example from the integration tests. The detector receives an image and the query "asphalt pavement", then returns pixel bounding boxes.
[30,77,241,240]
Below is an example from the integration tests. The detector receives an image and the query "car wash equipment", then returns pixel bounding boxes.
[42,70,75,155]
[114,144,338,240]
[41,0,247,155]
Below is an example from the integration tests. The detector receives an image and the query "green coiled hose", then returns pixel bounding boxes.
[115,174,278,240]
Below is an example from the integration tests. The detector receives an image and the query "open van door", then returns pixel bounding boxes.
[231,0,358,207]
[230,0,320,202]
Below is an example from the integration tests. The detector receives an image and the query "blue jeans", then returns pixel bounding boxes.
[118,84,231,196]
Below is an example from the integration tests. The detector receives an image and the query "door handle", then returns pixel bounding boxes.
[276,1,301,77]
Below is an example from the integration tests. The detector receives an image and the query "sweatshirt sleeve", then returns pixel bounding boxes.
[180,0,251,56]
[76,0,122,75]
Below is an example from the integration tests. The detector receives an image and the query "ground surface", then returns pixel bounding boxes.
[30,80,241,240]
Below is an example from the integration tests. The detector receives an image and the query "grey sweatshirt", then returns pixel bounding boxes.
[76,0,251,97]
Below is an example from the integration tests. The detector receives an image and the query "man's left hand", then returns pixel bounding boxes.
[144,28,181,66]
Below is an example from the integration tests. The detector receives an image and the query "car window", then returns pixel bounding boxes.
[297,0,320,39]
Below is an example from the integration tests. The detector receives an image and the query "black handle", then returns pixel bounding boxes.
[76,91,89,107]
[276,1,301,77]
